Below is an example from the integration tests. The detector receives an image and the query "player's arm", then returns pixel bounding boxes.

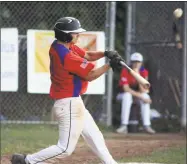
[84,63,110,81]
[64,52,111,82]
[73,45,120,61]
[123,85,142,99]
[172,20,183,49]
[71,45,104,61]
[120,69,142,98]
[123,84,152,104]
[139,70,150,93]
[84,51,105,61]
[84,56,122,81]
[84,50,122,61]
[139,80,149,93]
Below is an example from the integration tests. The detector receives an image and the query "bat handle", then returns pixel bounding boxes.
[120,61,131,71]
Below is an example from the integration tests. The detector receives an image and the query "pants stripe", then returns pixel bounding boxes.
[34,100,72,164]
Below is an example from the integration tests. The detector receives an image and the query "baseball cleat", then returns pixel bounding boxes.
[116,125,128,134]
[11,154,27,164]
[144,126,156,134]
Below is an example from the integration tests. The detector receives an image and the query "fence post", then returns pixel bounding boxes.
[106,2,116,126]
[181,2,187,129]
[125,2,134,63]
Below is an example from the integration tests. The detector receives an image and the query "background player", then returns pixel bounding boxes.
[116,52,155,134]
[11,17,122,164]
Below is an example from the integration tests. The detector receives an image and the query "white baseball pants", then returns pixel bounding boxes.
[117,92,151,126]
[25,97,117,164]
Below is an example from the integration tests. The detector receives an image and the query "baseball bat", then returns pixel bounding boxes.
[120,61,150,89]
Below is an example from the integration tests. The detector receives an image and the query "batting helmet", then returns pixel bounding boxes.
[54,17,86,43]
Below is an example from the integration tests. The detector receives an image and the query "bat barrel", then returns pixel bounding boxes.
[120,60,150,89]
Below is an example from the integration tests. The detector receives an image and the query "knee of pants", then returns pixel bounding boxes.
[65,148,74,156]
[122,92,133,101]
[57,142,75,156]
[141,92,150,99]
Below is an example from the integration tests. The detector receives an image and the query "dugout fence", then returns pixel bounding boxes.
[1,2,186,130]
[123,1,186,130]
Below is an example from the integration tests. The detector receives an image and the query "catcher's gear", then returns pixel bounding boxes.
[54,17,86,43]
[11,154,27,164]
[109,56,123,72]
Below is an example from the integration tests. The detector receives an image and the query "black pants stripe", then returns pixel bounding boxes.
[34,100,72,164]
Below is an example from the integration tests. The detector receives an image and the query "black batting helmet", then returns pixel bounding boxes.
[54,17,86,43]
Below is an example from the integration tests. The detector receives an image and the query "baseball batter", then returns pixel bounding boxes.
[11,17,122,164]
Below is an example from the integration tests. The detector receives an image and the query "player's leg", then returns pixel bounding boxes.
[140,93,155,134]
[12,97,85,164]
[81,109,118,164]
[116,92,133,134]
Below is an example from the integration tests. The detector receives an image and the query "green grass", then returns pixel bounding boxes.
[1,124,59,155]
[1,124,186,164]
[120,147,186,164]
[1,124,113,155]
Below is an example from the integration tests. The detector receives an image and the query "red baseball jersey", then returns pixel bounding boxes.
[49,40,95,99]
[119,67,148,90]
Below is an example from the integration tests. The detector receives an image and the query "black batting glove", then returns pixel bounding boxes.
[109,56,123,72]
[104,50,120,60]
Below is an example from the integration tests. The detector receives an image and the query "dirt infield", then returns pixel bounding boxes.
[1,133,186,164]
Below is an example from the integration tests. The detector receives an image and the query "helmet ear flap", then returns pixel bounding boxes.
[54,27,73,43]
[66,33,73,43]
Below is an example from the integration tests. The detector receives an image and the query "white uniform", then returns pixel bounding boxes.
[25,97,117,164]
[117,92,151,126]
[116,53,155,134]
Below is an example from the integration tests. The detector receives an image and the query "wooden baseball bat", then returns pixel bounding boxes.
[120,61,150,89]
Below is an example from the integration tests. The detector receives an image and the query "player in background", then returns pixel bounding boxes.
[116,52,155,134]
[172,17,183,49]
[11,17,122,164]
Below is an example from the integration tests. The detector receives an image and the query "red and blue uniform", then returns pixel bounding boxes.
[119,67,148,91]
[49,40,95,99]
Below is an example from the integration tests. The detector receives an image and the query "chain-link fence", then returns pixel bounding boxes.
[1,2,185,130]
[112,2,186,132]
[134,1,184,113]
[1,2,107,123]
[122,2,185,131]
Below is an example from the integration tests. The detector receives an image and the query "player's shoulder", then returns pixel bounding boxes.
[70,44,86,57]
[50,40,70,55]
[70,44,82,51]
[140,66,148,73]
[140,66,149,77]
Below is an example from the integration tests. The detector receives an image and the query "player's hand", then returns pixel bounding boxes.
[176,42,183,49]
[104,50,120,60]
[141,97,152,104]
[109,56,123,72]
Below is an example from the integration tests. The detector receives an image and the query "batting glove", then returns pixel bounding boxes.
[109,56,123,72]
[104,50,120,60]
